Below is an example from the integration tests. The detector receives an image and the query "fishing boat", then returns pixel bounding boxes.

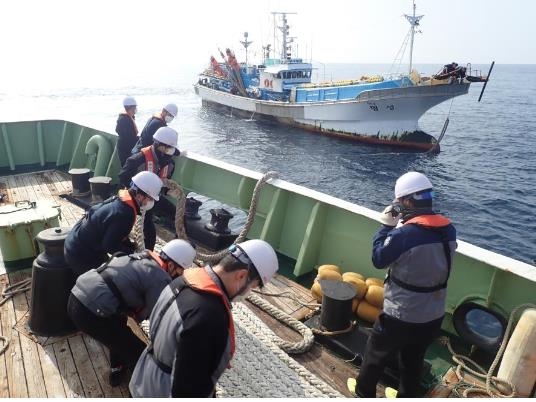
[1,119,535,397]
[194,3,493,152]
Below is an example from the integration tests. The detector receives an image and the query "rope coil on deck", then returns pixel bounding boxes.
[442,303,536,398]
[246,293,314,354]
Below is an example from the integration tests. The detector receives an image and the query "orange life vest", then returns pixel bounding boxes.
[118,189,138,229]
[141,146,169,178]
[404,214,451,228]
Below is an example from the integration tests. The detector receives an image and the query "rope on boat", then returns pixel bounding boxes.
[0,278,32,356]
[0,335,8,356]
[441,303,536,398]
[216,301,344,398]
[246,293,314,354]
[0,278,32,306]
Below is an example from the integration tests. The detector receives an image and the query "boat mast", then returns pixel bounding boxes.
[271,11,296,62]
[240,32,252,65]
[404,1,423,75]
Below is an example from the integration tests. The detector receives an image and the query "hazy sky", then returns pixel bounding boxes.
[0,0,534,89]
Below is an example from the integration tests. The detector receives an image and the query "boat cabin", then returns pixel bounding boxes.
[260,58,312,93]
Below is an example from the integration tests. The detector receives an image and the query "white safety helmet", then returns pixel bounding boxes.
[153,126,179,149]
[163,103,178,117]
[123,96,137,107]
[394,171,433,199]
[131,171,162,201]
[161,239,196,268]
[236,239,278,286]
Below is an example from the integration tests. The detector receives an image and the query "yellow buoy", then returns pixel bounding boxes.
[318,264,341,275]
[365,277,384,287]
[365,285,384,309]
[357,300,381,323]
[342,271,365,281]
[342,274,368,299]
[497,308,536,397]
[316,270,343,282]
[311,281,323,302]
[352,297,360,313]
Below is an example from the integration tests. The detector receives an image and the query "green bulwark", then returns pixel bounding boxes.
[1,120,535,336]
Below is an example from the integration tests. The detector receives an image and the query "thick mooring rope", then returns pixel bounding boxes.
[246,293,314,354]
[441,303,536,398]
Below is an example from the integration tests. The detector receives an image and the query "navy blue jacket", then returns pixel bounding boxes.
[64,193,138,272]
[116,113,138,166]
[131,115,166,154]
[372,213,457,323]
[118,149,175,188]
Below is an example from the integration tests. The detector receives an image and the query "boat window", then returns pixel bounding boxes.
[297,71,303,78]
[452,301,506,352]
[291,72,297,78]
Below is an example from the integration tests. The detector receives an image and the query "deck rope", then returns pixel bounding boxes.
[0,278,32,306]
[217,301,344,398]
[0,278,32,357]
[246,293,314,354]
[441,303,536,398]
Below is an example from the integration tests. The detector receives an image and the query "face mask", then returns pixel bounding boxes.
[164,146,175,156]
[140,198,155,212]
[164,115,174,124]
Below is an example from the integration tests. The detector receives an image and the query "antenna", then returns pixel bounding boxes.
[404,1,423,75]
[240,32,253,65]
[271,12,297,61]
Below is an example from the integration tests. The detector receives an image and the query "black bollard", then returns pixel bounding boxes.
[68,168,91,197]
[319,279,356,331]
[89,176,112,203]
[205,208,233,234]
[28,227,76,336]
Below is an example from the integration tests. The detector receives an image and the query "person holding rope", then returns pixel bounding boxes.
[351,172,457,398]
[67,239,196,387]
[129,239,279,398]
[118,126,180,251]
[64,171,163,277]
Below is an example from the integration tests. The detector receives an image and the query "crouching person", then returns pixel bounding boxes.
[129,239,279,397]
[67,239,196,386]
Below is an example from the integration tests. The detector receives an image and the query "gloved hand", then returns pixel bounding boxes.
[379,205,401,227]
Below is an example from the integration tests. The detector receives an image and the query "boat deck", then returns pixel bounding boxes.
[0,170,365,397]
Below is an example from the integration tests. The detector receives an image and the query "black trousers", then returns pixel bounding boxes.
[356,313,443,398]
[67,294,146,370]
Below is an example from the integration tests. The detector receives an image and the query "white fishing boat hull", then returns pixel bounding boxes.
[194,82,470,150]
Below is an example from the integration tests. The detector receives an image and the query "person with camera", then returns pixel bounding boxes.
[352,171,457,398]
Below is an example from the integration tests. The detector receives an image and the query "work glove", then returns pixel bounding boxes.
[379,205,401,227]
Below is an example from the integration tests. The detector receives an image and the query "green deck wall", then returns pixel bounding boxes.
[1,120,535,334]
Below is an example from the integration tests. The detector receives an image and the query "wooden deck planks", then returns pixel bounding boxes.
[81,334,124,397]
[67,336,104,397]
[37,344,67,398]
[0,169,408,398]
[52,338,84,397]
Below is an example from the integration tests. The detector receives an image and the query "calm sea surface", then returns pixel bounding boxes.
[1,63,535,264]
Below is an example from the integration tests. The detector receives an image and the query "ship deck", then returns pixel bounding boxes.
[0,170,364,397]
[0,170,460,397]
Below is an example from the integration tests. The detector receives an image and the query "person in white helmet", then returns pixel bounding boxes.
[131,103,178,155]
[129,239,279,398]
[64,171,163,277]
[118,126,180,251]
[115,96,139,167]
[351,171,457,398]
[67,239,196,387]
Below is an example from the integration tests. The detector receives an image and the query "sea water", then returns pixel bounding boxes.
[0,63,534,265]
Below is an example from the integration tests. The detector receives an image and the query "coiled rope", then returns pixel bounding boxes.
[134,172,319,354]
[246,293,314,354]
[0,278,33,356]
[440,303,536,398]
